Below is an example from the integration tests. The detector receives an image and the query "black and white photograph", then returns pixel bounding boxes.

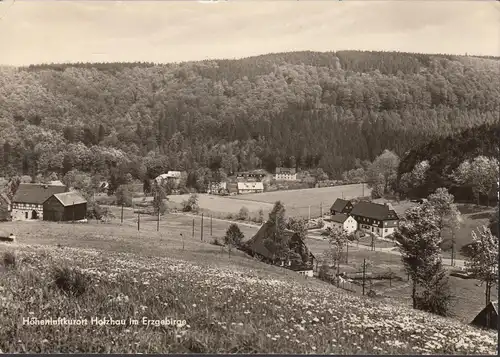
[0,0,499,354]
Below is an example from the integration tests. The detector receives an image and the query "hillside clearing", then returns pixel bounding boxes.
[0,241,497,354]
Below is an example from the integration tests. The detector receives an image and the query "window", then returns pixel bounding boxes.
[385,229,388,233]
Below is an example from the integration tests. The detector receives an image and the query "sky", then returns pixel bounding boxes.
[0,0,499,66]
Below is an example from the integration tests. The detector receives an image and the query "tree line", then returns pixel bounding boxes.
[0,50,499,187]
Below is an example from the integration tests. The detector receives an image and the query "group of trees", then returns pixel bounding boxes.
[394,187,498,317]
[1,51,499,189]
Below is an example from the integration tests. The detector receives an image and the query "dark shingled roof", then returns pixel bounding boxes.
[245,221,315,261]
[330,213,350,224]
[330,198,350,212]
[12,184,66,205]
[350,201,399,221]
[275,167,296,174]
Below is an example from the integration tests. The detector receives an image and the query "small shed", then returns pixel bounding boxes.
[43,191,87,222]
[471,301,498,330]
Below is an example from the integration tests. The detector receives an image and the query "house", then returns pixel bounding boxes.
[243,221,316,272]
[11,184,67,221]
[155,171,182,187]
[0,192,11,221]
[349,201,399,238]
[48,180,65,186]
[275,167,297,181]
[237,182,264,194]
[43,191,87,222]
[236,170,267,181]
[208,181,227,195]
[330,198,354,216]
[329,213,357,234]
[471,301,498,330]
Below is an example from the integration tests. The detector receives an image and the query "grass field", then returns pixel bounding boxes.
[0,217,497,353]
[227,183,370,218]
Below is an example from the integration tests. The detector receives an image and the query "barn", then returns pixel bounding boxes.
[43,191,87,222]
[470,301,498,330]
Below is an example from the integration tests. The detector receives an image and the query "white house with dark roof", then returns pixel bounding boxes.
[329,213,358,234]
[275,167,297,181]
[237,182,264,194]
[349,201,399,238]
[11,184,67,221]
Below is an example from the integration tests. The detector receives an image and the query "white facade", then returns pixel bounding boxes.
[358,222,396,238]
[237,182,264,194]
[331,216,358,234]
[208,182,227,194]
[11,203,43,221]
[275,172,297,181]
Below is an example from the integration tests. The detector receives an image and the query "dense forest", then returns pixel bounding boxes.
[397,122,499,203]
[0,50,499,190]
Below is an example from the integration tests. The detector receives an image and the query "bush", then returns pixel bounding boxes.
[2,252,16,269]
[210,237,224,247]
[237,206,249,220]
[224,223,244,247]
[52,266,91,297]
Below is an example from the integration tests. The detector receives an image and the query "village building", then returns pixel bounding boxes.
[471,301,498,330]
[48,180,65,186]
[328,213,358,234]
[43,191,88,222]
[243,221,316,276]
[11,184,67,221]
[236,170,267,181]
[349,201,399,238]
[275,167,297,181]
[237,182,264,194]
[330,198,354,216]
[155,171,182,187]
[208,181,228,195]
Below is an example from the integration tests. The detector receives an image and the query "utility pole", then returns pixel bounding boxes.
[308,205,311,221]
[201,213,204,241]
[346,240,349,264]
[137,212,140,231]
[157,209,160,231]
[362,259,366,296]
[72,201,75,223]
[451,229,455,266]
[362,182,365,197]
[120,204,124,224]
[320,202,323,217]
[336,258,340,287]
[192,219,195,239]
[181,233,184,251]
[371,234,375,251]
[210,215,213,237]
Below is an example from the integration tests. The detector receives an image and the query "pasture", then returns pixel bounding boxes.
[228,183,370,218]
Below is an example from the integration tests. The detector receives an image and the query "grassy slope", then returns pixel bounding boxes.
[0,209,496,353]
[0,227,497,354]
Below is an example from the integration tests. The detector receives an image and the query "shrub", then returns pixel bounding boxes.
[52,266,91,297]
[210,237,224,247]
[2,252,16,269]
[237,206,249,220]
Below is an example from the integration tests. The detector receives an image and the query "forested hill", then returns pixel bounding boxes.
[398,122,499,201]
[0,50,499,181]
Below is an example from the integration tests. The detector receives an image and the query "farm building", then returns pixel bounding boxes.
[11,184,67,221]
[330,198,354,216]
[328,213,357,234]
[0,192,11,221]
[349,201,399,238]
[236,170,267,181]
[208,181,227,195]
[43,191,88,222]
[155,171,182,187]
[275,167,297,181]
[471,301,498,330]
[237,182,264,194]
[243,221,316,274]
[48,180,65,186]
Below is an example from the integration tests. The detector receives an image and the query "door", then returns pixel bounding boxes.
[32,210,38,219]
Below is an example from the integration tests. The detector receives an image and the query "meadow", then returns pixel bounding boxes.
[1,235,497,354]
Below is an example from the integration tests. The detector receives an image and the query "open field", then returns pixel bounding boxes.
[0,218,497,353]
[228,184,370,218]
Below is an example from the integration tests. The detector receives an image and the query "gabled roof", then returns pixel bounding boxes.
[330,213,350,224]
[492,301,498,314]
[51,191,87,206]
[350,201,399,221]
[245,221,315,261]
[238,182,264,190]
[275,167,296,174]
[12,184,66,205]
[330,198,351,212]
